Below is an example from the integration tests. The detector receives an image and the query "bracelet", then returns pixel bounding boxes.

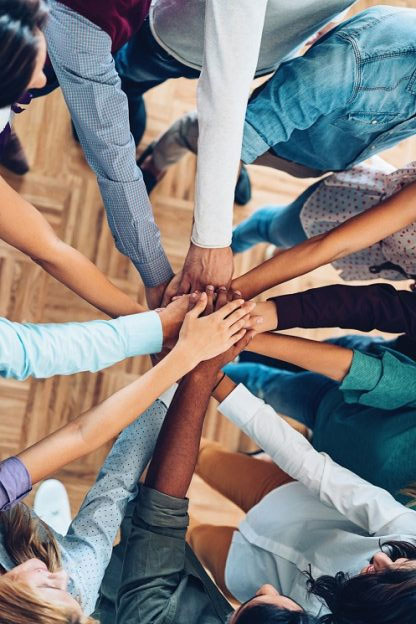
[212,372,226,393]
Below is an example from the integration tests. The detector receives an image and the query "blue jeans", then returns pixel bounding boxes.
[231,182,319,253]
[115,18,200,146]
[224,335,394,429]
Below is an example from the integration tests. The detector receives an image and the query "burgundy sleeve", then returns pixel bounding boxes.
[269,283,416,336]
[0,457,32,511]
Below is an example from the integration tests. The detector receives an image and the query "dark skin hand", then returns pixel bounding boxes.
[161,244,234,306]
[146,288,254,499]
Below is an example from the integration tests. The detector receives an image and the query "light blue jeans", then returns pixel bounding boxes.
[231,182,320,253]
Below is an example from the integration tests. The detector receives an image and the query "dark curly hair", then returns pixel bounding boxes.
[235,604,320,624]
[0,0,48,107]
[307,541,416,624]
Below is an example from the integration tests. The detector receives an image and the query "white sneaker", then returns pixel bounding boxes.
[34,479,72,535]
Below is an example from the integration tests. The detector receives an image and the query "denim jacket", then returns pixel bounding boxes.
[242,6,416,172]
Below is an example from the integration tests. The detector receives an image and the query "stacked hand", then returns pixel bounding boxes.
[160,244,234,307]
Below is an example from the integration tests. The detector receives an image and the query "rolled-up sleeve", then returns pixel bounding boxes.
[117,485,189,624]
[45,1,173,287]
[340,349,416,409]
[0,457,32,511]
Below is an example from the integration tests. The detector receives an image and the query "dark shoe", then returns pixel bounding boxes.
[234,164,252,205]
[137,142,158,194]
[0,129,29,175]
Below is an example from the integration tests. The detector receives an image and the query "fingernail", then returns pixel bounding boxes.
[234,290,242,296]
[219,286,227,291]
[207,285,214,291]
[256,317,264,324]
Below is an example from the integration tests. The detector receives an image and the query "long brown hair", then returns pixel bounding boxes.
[0,504,93,624]
[1,504,61,571]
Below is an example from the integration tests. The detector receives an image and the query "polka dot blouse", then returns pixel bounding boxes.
[300,161,416,282]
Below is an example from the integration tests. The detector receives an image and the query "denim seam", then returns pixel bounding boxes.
[338,34,361,105]
[244,117,271,150]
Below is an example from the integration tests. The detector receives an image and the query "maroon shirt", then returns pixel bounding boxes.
[59,0,151,51]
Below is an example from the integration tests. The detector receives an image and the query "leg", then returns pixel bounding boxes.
[188,523,235,597]
[223,363,337,429]
[231,181,320,253]
[151,111,199,171]
[195,439,293,513]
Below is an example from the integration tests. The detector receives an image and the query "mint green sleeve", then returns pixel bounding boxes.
[0,312,162,380]
[340,349,416,409]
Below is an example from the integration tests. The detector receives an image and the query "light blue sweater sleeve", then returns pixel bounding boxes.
[0,312,162,380]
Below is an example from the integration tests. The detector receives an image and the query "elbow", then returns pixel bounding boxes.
[29,238,66,271]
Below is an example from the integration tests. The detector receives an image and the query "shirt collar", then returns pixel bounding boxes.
[0,107,11,133]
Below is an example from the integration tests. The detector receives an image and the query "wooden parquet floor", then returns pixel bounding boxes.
[0,0,415,528]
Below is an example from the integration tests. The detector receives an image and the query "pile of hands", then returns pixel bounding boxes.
[156,283,263,382]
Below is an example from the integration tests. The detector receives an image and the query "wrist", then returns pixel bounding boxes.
[170,342,201,374]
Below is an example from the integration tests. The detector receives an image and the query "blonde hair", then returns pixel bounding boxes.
[0,504,94,624]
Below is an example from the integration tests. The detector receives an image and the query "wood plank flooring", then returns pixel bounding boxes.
[0,0,415,529]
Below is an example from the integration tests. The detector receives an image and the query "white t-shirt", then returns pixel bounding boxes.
[219,385,416,615]
[149,0,356,248]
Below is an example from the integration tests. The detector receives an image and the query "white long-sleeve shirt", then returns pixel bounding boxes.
[150,0,356,248]
[219,384,416,615]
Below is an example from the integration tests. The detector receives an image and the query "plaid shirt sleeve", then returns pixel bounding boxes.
[45,1,173,287]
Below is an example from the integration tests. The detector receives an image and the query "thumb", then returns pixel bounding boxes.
[186,291,207,318]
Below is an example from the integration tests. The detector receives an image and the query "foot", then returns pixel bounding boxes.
[34,479,72,535]
[234,164,252,205]
[0,129,29,175]
[137,143,165,195]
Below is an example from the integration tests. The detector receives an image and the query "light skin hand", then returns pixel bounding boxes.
[162,243,234,304]
[156,294,197,346]
[177,291,255,362]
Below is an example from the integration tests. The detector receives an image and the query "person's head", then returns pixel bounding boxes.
[230,584,319,624]
[0,0,48,107]
[0,504,90,624]
[308,540,416,624]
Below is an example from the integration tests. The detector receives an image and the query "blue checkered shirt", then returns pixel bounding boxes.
[45,0,173,287]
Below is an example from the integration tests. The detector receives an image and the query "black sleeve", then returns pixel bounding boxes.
[270,283,416,336]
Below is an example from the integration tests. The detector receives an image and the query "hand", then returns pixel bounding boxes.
[191,288,257,377]
[161,272,183,307]
[145,281,170,309]
[157,294,197,347]
[166,244,234,302]
[176,291,255,367]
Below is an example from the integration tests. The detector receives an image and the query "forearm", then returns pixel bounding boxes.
[247,332,353,381]
[232,233,333,299]
[192,0,267,248]
[18,345,196,484]
[270,283,416,335]
[39,239,144,317]
[0,313,161,380]
[45,4,173,287]
[146,368,217,498]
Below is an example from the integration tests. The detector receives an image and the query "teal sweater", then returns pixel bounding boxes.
[313,348,416,503]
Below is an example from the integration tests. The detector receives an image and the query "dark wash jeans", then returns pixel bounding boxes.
[115,17,200,145]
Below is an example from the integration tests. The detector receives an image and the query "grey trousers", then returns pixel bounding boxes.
[151,111,324,179]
